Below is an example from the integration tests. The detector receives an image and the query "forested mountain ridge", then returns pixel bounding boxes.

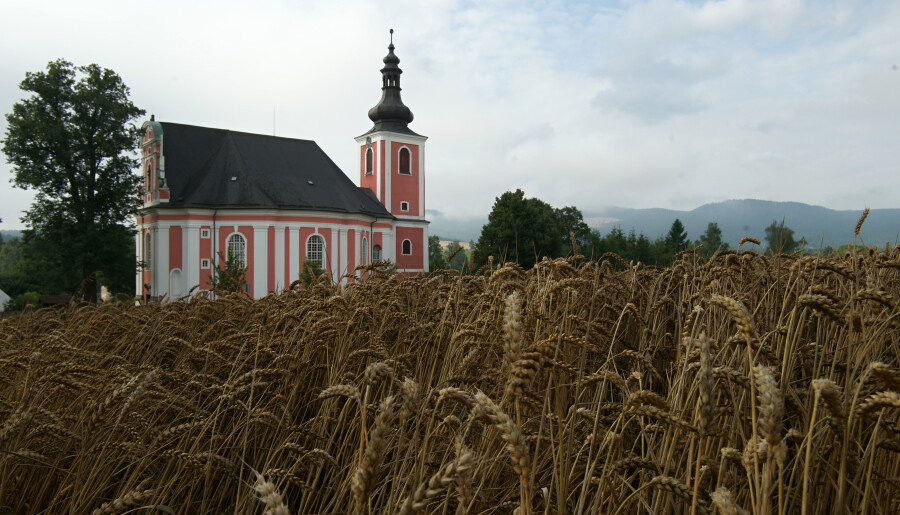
[586,199,899,249]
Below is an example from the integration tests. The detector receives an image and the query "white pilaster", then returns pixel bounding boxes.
[382,230,395,262]
[385,140,392,212]
[419,145,425,217]
[253,227,267,298]
[423,227,429,272]
[185,226,200,294]
[289,227,299,285]
[274,225,285,292]
[134,230,142,296]
[330,229,340,283]
[339,229,348,284]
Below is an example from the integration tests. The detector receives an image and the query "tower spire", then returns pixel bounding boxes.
[367,29,414,133]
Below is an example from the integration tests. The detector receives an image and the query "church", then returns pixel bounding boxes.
[135,32,428,299]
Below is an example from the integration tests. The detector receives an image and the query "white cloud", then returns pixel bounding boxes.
[1,0,899,230]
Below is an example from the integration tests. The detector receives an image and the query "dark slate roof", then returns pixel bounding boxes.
[156,122,393,218]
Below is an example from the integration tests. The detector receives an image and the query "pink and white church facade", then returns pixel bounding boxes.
[136,34,428,299]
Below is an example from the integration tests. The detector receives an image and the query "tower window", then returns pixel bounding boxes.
[226,233,247,269]
[400,201,409,212]
[398,148,411,175]
[365,148,373,176]
[401,239,412,255]
[307,234,325,268]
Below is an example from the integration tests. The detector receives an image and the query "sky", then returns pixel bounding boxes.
[1,0,898,230]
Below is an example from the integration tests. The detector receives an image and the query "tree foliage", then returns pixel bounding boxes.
[2,59,144,300]
[209,251,248,295]
[445,240,468,271]
[554,206,591,254]
[428,235,444,272]
[764,220,800,254]
[697,222,729,258]
[666,218,689,254]
[473,189,564,269]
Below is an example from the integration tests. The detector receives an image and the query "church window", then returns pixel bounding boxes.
[307,234,325,268]
[201,228,210,239]
[227,233,247,269]
[373,245,382,261]
[361,237,368,264]
[399,148,411,175]
[365,148,373,175]
[400,201,409,212]
[401,239,412,255]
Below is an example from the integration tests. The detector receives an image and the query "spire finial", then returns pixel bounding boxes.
[390,28,393,45]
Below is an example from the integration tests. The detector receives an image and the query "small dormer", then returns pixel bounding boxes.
[141,117,169,206]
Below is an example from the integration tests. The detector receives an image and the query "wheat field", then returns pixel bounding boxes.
[1,246,900,514]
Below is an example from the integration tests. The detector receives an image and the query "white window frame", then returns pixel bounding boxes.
[400,201,409,212]
[201,258,211,269]
[373,244,382,262]
[397,146,412,175]
[401,239,412,256]
[226,232,247,269]
[306,234,326,268]
[201,228,210,239]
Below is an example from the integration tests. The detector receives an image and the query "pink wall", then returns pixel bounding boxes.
[169,226,182,270]
[395,226,424,271]
[390,142,420,215]
[347,229,356,275]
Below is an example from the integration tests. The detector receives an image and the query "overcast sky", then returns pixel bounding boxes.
[1,0,898,230]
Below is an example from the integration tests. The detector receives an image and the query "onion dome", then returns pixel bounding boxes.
[367,29,414,132]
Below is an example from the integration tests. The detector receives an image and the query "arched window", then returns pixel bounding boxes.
[227,233,247,269]
[373,245,382,262]
[401,239,412,255]
[144,231,152,269]
[307,234,325,268]
[365,148,373,175]
[398,147,411,175]
[361,237,368,264]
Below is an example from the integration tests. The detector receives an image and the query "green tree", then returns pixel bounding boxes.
[445,240,467,270]
[2,59,144,301]
[764,220,799,254]
[209,251,248,295]
[698,222,729,258]
[666,219,689,254]
[428,235,444,272]
[554,206,591,254]
[473,189,562,269]
[298,259,326,288]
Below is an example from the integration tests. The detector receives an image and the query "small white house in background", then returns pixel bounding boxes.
[0,289,11,312]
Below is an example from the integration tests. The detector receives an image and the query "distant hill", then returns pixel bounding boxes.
[0,230,23,242]
[428,200,898,249]
[586,200,900,249]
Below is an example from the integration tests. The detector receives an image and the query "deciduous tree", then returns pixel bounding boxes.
[764,220,799,254]
[2,59,144,301]
[473,189,562,269]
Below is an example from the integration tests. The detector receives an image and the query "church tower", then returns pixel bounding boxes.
[356,30,429,272]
